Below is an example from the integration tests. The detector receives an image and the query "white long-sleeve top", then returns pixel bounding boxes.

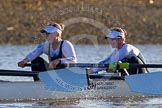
[91,44,142,72]
[25,40,77,63]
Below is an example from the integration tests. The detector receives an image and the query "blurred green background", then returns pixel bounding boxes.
[0,0,162,45]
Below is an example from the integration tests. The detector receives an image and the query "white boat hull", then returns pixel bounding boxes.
[0,78,155,101]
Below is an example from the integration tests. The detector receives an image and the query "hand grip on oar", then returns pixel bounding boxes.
[24,63,41,67]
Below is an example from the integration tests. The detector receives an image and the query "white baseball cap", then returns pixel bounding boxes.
[105,30,124,39]
[41,25,62,34]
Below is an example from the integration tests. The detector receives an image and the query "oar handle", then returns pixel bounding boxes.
[24,63,40,67]
[24,64,31,67]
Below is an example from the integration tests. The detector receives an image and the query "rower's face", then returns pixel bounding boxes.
[107,38,120,48]
[108,37,124,49]
[45,32,58,44]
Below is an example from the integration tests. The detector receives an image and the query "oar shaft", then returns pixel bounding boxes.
[129,64,162,68]
[61,63,162,69]
[25,63,108,68]
[25,63,162,69]
[59,63,107,68]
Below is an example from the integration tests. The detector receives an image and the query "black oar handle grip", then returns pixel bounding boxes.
[24,63,40,67]
[24,64,31,67]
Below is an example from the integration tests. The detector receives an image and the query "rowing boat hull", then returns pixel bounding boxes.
[0,79,155,101]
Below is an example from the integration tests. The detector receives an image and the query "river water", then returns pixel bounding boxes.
[0,44,162,107]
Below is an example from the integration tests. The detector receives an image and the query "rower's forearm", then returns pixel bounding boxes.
[60,57,77,63]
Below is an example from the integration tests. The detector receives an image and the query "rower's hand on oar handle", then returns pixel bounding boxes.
[48,58,61,69]
[18,58,29,68]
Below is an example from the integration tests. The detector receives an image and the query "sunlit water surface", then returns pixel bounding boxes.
[0,44,162,107]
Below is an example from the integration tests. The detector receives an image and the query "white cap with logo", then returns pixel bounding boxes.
[105,30,124,39]
[41,25,62,34]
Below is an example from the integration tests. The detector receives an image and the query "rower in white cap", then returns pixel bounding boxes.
[18,22,77,71]
[88,27,147,75]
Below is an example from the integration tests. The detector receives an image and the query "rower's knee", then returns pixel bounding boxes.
[31,57,47,71]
